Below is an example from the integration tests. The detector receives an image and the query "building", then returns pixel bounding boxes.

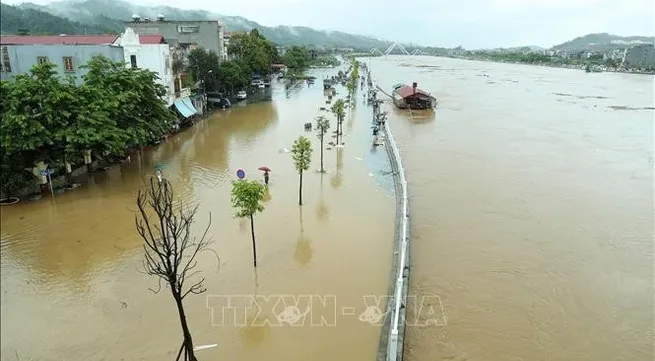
[0,35,123,81]
[0,32,199,117]
[113,28,176,105]
[623,44,655,68]
[223,31,231,61]
[125,15,225,61]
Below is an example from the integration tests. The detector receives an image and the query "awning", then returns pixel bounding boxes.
[182,97,198,114]
[173,99,194,118]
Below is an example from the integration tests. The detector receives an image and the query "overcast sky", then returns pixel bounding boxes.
[5,0,655,48]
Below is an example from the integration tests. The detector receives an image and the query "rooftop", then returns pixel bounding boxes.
[394,85,434,99]
[0,35,119,45]
[138,35,166,44]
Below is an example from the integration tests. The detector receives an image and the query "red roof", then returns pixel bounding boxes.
[139,35,166,44]
[394,85,434,99]
[0,35,119,45]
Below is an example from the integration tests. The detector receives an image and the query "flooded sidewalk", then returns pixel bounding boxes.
[0,69,396,361]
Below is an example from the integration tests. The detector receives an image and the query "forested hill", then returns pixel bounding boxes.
[1,3,116,35]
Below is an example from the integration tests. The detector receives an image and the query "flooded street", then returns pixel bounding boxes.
[2,56,653,361]
[366,56,654,361]
[1,68,396,360]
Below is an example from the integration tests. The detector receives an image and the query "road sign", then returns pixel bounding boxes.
[236,169,245,179]
[40,168,54,176]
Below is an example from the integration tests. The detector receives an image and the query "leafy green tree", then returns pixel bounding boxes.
[291,136,312,205]
[0,62,71,166]
[315,115,330,173]
[331,99,346,145]
[81,55,175,150]
[186,48,221,90]
[231,180,267,267]
[228,29,279,76]
[282,46,310,70]
[217,60,251,94]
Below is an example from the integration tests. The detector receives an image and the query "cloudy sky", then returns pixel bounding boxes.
[5,0,654,48]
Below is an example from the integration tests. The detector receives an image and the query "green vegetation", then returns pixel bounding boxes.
[468,51,623,68]
[346,59,360,100]
[331,99,346,145]
[0,56,174,197]
[291,136,312,206]
[231,180,267,267]
[0,3,117,35]
[314,115,330,173]
[282,46,310,70]
[228,29,280,76]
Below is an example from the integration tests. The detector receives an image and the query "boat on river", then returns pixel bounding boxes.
[391,82,436,110]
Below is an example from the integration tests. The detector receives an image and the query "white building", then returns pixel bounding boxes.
[113,28,176,105]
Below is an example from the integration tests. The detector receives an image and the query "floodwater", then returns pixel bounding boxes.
[2,57,653,361]
[0,68,397,360]
[364,56,654,361]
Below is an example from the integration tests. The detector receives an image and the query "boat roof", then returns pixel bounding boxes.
[394,85,434,99]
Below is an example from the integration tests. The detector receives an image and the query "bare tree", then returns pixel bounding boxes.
[135,177,212,361]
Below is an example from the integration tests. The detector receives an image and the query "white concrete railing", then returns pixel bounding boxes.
[382,118,409,361]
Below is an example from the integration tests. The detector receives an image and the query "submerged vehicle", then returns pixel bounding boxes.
[236,90,247,100]
[323,78,333,90]
[391,82,436,110]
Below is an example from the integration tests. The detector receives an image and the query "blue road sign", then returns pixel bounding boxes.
[236,169,245,179]
[40,168,54,176]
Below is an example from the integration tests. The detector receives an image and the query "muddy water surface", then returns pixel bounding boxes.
[1,69,396,360]
[365,56,654,361]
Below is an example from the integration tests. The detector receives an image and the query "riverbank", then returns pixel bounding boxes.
[457,56,655,74]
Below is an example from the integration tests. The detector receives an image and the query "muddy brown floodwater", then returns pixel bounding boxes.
[363,56,653,361]
[0,68,397,361]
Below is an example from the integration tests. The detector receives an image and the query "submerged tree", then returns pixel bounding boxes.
[315,115,330,173]
[291,136,312,206]
[135,178,212,361]
[231,180,267,267]
[331,99,346,145]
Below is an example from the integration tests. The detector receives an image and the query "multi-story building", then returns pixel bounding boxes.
[223,31,231,61]
[125,15,225,62]
[0,32,199,116]
[113,28,176,106]
[622,44,655,68]
[0,35,124,81]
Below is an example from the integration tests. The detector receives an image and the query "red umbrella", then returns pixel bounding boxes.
[258,166,271,172]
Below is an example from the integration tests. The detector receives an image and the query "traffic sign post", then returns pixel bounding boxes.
[236,169,245,180]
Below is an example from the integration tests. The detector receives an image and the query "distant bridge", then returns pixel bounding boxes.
[370,42,429,56]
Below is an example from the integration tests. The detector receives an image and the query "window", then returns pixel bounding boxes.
[63,56,74,72]
[130,55,137,69]
[37,56,48,64]
[178,25,199,33]
[1,47,10,72]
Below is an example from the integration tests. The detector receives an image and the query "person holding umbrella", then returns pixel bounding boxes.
[259,166,271,185]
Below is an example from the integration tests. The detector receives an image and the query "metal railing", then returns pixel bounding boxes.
[381,114,410,361]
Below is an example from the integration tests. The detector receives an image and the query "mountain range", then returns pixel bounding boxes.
[0,0,653,52]
[2,0,393,49]
[551,33,654,52]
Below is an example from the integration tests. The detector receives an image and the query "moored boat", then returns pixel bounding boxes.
[391,82,436,110]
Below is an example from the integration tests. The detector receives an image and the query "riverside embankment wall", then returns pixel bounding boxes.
[374,102,411,361]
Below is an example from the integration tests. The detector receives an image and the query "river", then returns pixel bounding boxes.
[0,68,396,361]
[364,56,653,361]
[1,57,653,361]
